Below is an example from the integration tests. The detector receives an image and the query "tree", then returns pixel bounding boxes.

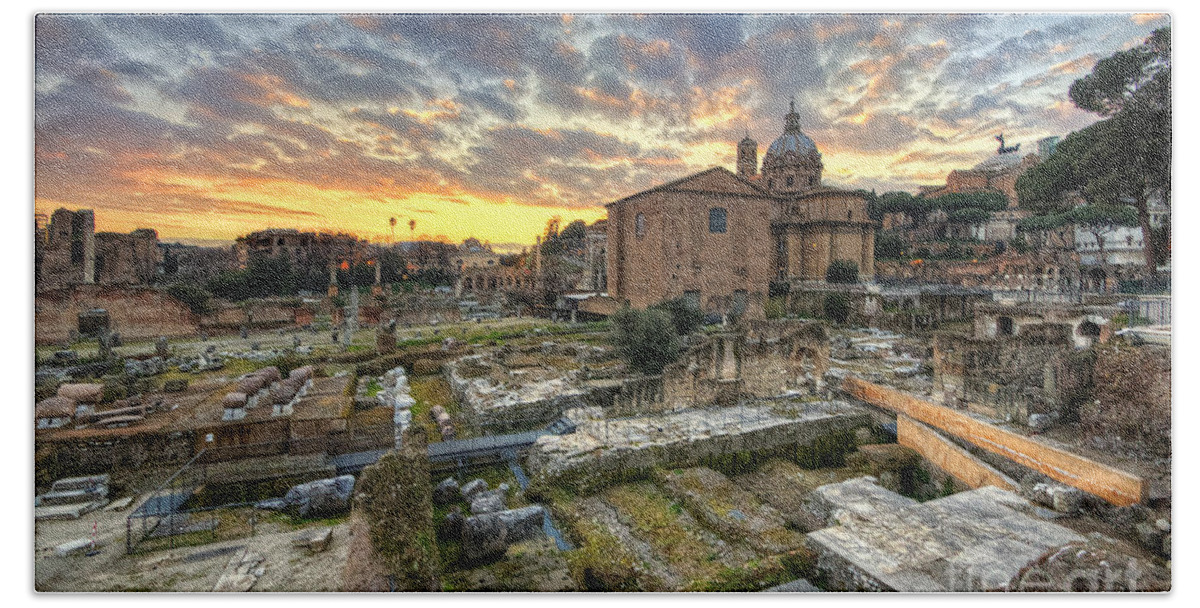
[650,297,704,336]
[166,282,212,315]
[1071,204,1139,293]
[947,207,991,225]
[610,307,681,375]
[825,260,859,284]
[872,191,936,226]
[162,247,179,276]
[874,231,908,260]
[559,220,587,242]
[1067,26,1170,280]
[1015,143,1077,214]
[245,255,298,298]
[930,191,1007,213]
[207,270,250,301]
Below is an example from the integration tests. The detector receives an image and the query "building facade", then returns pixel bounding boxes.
[606,103,875,318]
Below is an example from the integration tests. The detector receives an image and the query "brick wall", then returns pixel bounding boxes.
[35,285,199,344]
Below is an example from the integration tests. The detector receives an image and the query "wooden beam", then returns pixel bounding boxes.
[843,376,1148,506]
[896,414,1018,492]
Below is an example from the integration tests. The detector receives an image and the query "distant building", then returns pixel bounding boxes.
[919,135,1064,244]
[576,220,608,292]
[37,208,161,291]
[606,102,875,318]
[452,239,502,270]
[234,228,368,270]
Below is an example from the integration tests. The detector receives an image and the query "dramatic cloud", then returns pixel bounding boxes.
[34,13,1167,246]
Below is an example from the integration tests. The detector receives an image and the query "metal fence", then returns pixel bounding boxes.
[126,450,213,554]
[1124,296,1171,326]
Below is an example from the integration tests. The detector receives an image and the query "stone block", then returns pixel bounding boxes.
[469,490,507,515]
[292,527,333,553]
[460,506,546,564]
[55,538,99,557]
[1027,413,1053,432]
[460,478,489,502]
[282,475,355,518]
[433,477,460,505]
[1135,522,1165,554]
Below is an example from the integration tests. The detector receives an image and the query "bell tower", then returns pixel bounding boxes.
[736,131,758,178]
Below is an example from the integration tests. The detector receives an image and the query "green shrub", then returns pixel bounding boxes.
[795,429,858,469]
[764,297,786,320]
[355,430,440,591]
[412,358,441,376]
[610,307,681,375]
[649,297,704,336]
[165,283,213,315]
[825,260,859,284]
[822,292,852,324]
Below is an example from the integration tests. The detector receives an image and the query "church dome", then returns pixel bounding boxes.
[762,99,819,161]
[765,130,818,157]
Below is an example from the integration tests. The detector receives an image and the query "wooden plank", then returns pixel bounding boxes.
[843,377,1148,506]
[896,415,1018,492]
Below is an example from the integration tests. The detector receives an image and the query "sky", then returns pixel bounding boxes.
[33,12,1169,250]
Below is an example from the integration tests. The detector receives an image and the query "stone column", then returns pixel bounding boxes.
[80,210,96,284]
[861,226,875,279]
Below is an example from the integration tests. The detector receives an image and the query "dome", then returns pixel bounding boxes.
[765,130,818,157]
[763,99,819,160]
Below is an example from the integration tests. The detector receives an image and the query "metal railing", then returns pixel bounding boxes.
[126,449,210,554]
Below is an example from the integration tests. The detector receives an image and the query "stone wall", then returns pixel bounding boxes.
[604,320,830,417]
[36,430,196,487]
[199,299,308,330]
[528,405,871,495]
[932,331,1067,422]
[35,285,199,345]
[443,358,587,433]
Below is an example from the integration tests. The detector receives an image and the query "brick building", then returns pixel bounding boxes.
[36,208,161,291]
[606,102,875,318]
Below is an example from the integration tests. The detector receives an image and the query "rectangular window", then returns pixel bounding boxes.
[708,207,727,233]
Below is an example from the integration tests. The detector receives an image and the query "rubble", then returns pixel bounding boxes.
[280,475,356,518]
[460,506,547,564]
[292,527,334,553]
[434,477,461,505]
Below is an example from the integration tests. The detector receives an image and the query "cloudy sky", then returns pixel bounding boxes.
[34,12,1168,249]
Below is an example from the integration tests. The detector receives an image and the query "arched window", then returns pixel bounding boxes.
[708,207,727,233]
[635,213,646,238]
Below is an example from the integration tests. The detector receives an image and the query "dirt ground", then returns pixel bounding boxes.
[35,496,351,592]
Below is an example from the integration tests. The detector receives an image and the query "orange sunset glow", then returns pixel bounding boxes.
[35,13,1169,248]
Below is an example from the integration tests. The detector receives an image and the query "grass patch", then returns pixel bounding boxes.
[365,378,383,397]
[410,375,460,441]
[603,482,729,586]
